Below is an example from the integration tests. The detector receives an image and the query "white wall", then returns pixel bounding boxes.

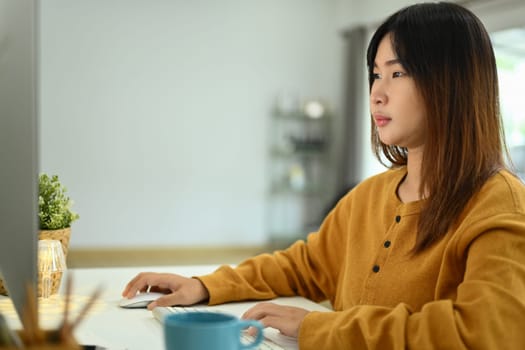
[336,0,419,28]
[39,0,343,248]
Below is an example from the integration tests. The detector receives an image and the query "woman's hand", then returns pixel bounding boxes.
[242,302,310,338]
[121,272,209,310]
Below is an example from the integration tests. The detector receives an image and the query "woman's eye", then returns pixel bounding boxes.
[372,73,381,80]
[392,71,406,78]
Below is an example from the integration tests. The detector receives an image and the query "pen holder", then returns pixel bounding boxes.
[0,329,81,350]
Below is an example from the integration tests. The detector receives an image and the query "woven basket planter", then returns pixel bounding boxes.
[0,227,71,296]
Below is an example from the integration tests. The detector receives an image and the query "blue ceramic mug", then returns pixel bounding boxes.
[164,311,264,350]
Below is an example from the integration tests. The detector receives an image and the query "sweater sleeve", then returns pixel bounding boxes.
[196,193,352,306]
[298,213,525,349]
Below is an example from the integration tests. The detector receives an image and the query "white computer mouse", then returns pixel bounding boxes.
[119,291,165,308]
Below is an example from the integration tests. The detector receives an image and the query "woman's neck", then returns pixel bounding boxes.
[398,148,424,203]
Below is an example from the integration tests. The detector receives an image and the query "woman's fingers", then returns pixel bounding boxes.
[122,273,203,300]
[148,281,208,309]
[122,272,161,297]
[242,302,309,338]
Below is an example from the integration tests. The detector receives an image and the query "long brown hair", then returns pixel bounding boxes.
[366,2,508,252]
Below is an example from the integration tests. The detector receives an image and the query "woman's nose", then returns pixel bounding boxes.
[370,85,386,105]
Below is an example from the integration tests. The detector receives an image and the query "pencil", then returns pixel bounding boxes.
[59,274,73,340]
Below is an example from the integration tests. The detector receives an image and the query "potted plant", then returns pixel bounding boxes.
[38,173,79,250]
[0,174,79,296]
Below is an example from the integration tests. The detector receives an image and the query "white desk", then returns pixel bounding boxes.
[0,265,330,350]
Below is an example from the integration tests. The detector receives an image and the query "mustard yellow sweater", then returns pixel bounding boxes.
[198,168,525,349]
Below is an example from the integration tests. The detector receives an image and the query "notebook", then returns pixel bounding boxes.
[152,296,330,350]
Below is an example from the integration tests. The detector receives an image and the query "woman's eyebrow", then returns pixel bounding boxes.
[373,58,402,68]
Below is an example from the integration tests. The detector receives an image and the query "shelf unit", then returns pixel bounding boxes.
[266,109,332,246]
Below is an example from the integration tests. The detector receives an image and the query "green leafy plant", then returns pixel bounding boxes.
[38,174,79,230]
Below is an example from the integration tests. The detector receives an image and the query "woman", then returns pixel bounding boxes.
[122,3,525,348]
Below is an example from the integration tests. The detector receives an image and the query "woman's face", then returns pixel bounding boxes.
[370,34,427,152]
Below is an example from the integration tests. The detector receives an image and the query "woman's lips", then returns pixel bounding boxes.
[373,114,391,127]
